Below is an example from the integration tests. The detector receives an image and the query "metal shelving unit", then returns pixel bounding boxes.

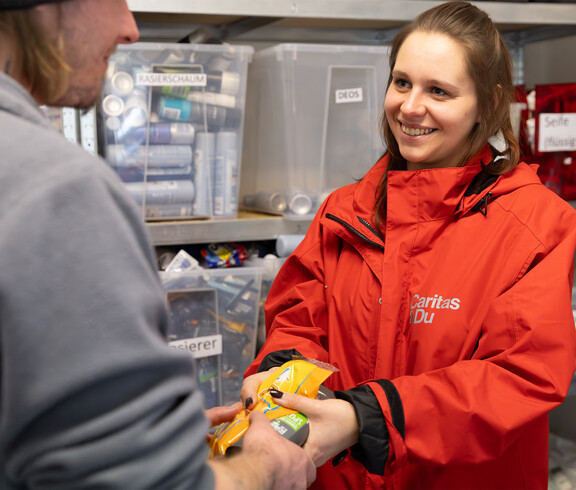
[128,1,576,44]
[125,0,576,246]
[127,0,576,25]
[147,211,312,245]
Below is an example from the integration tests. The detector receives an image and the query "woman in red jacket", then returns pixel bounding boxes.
[242,1,576,488]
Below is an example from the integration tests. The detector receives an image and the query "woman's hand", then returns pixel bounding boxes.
[240,367,279,409]
[270,390,359,467]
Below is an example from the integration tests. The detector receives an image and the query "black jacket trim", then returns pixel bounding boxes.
[256,349,303,373]
[455,167,500,216]
[334,385,389,475]
[463,169,499,197]
[326,213,385,251]
[334,380,405,475]
[375,379,405,439]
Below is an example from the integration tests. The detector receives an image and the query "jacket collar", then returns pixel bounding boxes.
[347,145,493,229]
[324,145,542,252]
[320,145,544,282]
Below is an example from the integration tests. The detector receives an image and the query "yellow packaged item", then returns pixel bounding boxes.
[210,358,336,458]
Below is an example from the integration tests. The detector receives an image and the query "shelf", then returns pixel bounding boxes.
[128,1,576,44]
[127,1,576,25]
[147,211,312,246]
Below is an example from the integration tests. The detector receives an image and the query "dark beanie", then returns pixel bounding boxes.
[0,0,64,10]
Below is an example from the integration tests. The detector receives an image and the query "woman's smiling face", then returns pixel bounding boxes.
[384,31,480,171]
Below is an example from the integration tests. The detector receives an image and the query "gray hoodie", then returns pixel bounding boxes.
[0,73,214,489]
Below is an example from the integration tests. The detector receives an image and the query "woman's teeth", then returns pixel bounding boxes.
[401,124,434,136]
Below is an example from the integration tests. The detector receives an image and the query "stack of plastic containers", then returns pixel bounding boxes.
[160,267,263,408]
[99,42,253,220]
[241,43,390,218]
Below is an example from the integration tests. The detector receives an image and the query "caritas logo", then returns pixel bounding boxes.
[409,293,460,325]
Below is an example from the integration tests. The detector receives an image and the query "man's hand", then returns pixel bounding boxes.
[241,410,316,489]
[206,401,244,427]
[209,410,316,489]
[205,402,243,443]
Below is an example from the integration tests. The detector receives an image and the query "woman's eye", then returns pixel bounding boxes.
[394,78,410,89]
[431,87,448,97]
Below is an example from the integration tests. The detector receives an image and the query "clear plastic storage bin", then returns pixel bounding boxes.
[160,267,263,408]
[241,43,390,218]
[99,42,254,220]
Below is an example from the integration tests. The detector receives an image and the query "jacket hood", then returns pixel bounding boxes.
[0,73,55,130]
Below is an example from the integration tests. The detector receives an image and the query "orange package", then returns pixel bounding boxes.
[210,358,336,458]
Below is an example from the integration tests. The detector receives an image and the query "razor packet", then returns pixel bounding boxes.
[209,358,336,457]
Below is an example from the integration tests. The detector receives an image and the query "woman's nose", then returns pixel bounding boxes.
[401,90,426,118]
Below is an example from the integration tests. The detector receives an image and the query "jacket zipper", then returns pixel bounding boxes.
[358,216,385,242]
[326,213,385,251]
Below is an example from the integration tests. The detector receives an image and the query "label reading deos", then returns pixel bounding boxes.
[335,87,364,104]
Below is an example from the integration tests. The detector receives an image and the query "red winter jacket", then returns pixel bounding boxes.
[246,146,576,489]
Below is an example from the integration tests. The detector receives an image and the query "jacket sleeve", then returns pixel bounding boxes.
[0,143,214,489]
[335,379,404,475]
[385,223,576,468]
[246,211,331,376]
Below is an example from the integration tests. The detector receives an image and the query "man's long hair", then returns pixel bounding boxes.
[0,8,70,104]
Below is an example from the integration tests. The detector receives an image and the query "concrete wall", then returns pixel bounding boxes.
[523,34,576,88]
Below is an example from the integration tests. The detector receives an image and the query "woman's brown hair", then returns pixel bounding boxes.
[374,1,520,228]
[0,8,70,104]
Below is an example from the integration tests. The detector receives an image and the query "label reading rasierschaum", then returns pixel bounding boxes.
[335,87,363,104]
[136,72,207,87]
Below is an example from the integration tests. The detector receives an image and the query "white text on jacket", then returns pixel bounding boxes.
[409,294,461,325]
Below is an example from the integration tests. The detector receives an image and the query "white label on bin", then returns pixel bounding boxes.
[335,87,363,104]
[136,72,207,87]
[538,113,576,152]
[169,334,222,359]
